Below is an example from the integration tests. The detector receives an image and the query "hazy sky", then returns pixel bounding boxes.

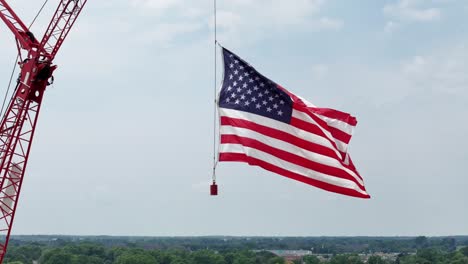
[0,0,467,237]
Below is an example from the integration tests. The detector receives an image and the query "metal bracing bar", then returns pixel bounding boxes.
[0,99,41,262]
[40,0,88,59]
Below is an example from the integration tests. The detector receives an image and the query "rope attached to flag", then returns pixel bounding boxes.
[210,0,219,196]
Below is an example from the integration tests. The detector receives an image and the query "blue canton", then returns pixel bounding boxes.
[219,48,293,123]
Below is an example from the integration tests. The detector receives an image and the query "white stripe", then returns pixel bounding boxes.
[220,108,343,160]
[316,114,355,137]
[292,110,349,153]
[219,144,368,195]
[220,125,364,186]
[296,95,355,137]
[297,95,317,108]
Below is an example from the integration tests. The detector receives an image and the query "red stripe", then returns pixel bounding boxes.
[293,105,337,138]
[221,134,365,189]
[290,117,347,159]
[307,107,358,126]
[278,84,358,126]
[221,116,342,162]
[295,106,353,144]
[219,153,370,199]
[328,126,351,144]
[293,106,352,145]
[220,116,360,175]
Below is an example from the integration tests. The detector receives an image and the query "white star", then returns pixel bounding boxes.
[249,78,254,83]
[265,90,270,94]
[278,110,283,116]
[262,100,267,105]
[234,70,239,75]
[275,94,279,98]
[226,98,231,103]
[243,83,247,88]
[233,81,238,86]
[231,93,236,98]
[234,60,239,64]
[229,63,234,68]
[255,77,260,81]
[229,74,233,80]
[267,107,272,112]
[256,104,261,109]
[238,76,244,81]
[246,89,252,95]
[273,104,278,109]
[239,65,244,70]
[253,86,259,91]
[235,99,240,104]
[244,101,250,106]
[237,87,242,93]
[251,97,257,102]
[280,100,285,104]
[244,72,249,77]
[269,96,274,101]
[227,86,232,91]
[260,82,265,87]
[240,94,246,100]
[258,93,263,98]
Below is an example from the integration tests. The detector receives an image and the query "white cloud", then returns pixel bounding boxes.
[136,22,204,46]
[384,20,399,33]
[384,0,441,22]
[401,46,468,94]
[311,64,329,78]
[306,42,468,108]
[213,0,342,43]
[92,0,341,47]
[130,0,180,10]
[252,0,326,25]
[215,11,242,30]
[313,17,343,30]
[402,55,427,74]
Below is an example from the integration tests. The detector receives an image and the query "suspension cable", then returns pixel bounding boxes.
[29,0,50,29]
[211,0,219,195]
[0,55,19,118]
[212,0,218,183]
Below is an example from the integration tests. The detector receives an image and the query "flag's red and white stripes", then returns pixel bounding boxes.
[218,92,370,198]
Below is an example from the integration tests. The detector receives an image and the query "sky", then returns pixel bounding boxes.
[0,0,467,237]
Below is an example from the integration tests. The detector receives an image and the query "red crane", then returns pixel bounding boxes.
[0,0,88,261]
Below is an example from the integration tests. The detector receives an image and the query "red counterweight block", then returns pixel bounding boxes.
[210,182,218,196]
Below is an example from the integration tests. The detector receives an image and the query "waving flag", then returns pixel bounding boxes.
[218,47,370,199]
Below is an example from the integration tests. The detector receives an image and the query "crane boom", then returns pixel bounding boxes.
[40,0,88,60]
[0,1,87,262]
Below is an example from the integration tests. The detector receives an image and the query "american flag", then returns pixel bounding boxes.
[217,47,370,199]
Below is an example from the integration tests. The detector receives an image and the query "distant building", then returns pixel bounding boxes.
[266,250,313,261]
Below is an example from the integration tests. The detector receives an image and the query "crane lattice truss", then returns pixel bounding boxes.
[0,1,87,261]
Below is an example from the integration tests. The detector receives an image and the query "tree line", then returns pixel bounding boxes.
[3,236,468,264]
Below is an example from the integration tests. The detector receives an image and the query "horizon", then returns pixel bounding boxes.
[9,235,468,238]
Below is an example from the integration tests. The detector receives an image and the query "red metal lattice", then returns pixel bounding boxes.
[0,1,87,261]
